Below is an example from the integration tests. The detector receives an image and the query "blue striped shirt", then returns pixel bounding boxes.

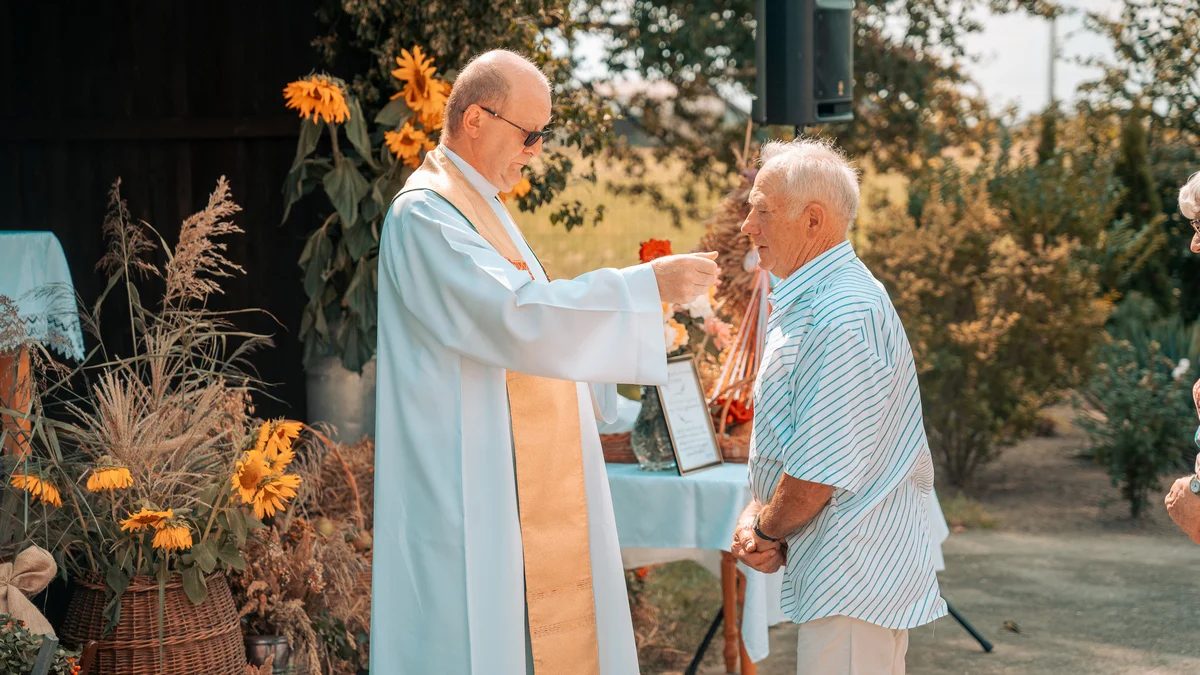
[748,241,946,630]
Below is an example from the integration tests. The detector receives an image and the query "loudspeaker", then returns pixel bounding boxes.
[753,0,855,126]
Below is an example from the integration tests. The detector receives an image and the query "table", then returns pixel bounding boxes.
[606,462,951,673]
[607,462,776,674]
[0,231,85,454]
[0,232,85,361]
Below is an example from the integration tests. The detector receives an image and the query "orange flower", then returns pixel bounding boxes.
[87,466,133,492]
[385,123,428,162]
[418,78,451,130]
[390,46,440,113]
[232,450,272,504]
[10,474,61,507]
[715,397,754,426]
[152,520,193,552]
[499,177,532,203]
[639,239,673,263]
[257,420,302,474]
[121,507,173,532]
[252,474,303,520]
[283,75,350,125]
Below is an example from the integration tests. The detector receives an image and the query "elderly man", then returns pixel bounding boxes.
[372,50,719,675]
[731,139,946,674]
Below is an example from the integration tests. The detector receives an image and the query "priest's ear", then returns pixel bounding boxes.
[461,105,486,139]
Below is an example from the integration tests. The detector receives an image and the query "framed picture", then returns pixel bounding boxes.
[657,354,725,476]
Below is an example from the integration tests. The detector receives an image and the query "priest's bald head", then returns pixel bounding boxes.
[442,50,552,191]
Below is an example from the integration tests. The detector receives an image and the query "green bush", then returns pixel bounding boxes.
[1077,334,1195,518]
[0,614,82,675]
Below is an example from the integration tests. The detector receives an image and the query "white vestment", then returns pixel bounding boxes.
[370,147,667,674]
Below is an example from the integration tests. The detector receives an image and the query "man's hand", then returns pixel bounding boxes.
[731,501,786,574]
[651,252,720,305]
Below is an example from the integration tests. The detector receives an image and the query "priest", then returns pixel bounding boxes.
[371,49,720,675]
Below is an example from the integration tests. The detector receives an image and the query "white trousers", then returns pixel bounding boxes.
[796,615,908,675]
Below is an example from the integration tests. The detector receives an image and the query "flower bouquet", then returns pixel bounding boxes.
[0,178,313,673]
[627,240,735,470]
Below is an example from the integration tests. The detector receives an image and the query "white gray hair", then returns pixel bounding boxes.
[759,138,860,226]
[1180,171,1200,221]
[444,50,550,137]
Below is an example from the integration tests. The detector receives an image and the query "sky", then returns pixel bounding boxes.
[572,0,1125,120]
[963,0,1123,116]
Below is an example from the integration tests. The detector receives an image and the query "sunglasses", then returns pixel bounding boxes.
[480,106,553,147]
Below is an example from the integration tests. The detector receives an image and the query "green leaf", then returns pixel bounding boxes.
[292,119,324,171]
[228,509,249,548]
[375,97,414,127]
[192,542,218,575]
[345,99,375,167]
[181,566,208,605]
[281,163,308,224]
[324,161,371,228]
[301,230,334,300]
[102,565,130,635]
[246,513,268,532]
[217,542,247,571]
[344,215,378,260]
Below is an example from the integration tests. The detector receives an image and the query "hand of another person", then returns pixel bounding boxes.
[651,251,720,305]
[732,535,786,574]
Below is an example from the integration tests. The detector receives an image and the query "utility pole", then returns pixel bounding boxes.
[1048,13,1057,109]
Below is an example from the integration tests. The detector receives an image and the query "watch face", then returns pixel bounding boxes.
[1191,477,1200,495]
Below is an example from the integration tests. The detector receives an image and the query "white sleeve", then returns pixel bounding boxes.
[382,192,668,385]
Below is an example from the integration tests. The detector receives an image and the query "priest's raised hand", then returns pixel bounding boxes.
[371,49,706,675]
[651,251,720,304]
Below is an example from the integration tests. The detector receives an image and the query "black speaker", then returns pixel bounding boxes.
[753,0,855,126]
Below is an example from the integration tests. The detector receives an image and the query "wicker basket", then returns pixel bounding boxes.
[600,432,637,463]
[60,572,245,675]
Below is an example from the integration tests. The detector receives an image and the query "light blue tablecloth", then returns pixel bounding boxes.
[607,463,755,550]
[0,231,85,360]
[606,462,785,663]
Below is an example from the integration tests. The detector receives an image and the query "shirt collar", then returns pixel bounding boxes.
[768,240,857,309]
[441,145,501,201]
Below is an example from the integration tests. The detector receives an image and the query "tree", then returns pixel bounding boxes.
[289,1,619,370]
[576,0,1051,223]
[1081,0,1200,317]
[864,156,1114,486]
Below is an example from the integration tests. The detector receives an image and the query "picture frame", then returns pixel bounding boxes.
[657,354,725,476]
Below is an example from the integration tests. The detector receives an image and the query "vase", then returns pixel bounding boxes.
[245,634,295,673]
[629,386,677,472]
[59,573,244,675]
[305,353,377,444]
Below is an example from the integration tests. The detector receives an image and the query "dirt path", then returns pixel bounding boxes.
[698,407,1200,675]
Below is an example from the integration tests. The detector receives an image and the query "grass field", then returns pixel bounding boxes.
[511,156,907,280]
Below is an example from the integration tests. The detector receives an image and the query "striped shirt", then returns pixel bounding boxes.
[748,241,946,630]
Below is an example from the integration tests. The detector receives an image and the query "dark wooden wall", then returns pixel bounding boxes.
[0,0,325,420]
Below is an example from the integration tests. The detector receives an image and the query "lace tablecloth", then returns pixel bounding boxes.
[0,232,85,361]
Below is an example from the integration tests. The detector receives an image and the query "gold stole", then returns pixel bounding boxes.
[399,148,601,674]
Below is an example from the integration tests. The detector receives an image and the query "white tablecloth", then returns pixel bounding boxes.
[0,231,85,360]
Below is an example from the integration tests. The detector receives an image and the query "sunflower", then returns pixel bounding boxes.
[252,474,303,520]
[283,75,350,125]
[87,466,133,492]
[499,177,532,203]
[385,123,429,168]
[232,450,272,505]
[418,78,451,130]
[390,46,440,113]
[152,520,193,552]
[256,420,302,473]
[10,474,61,507]
[120,507,174,533]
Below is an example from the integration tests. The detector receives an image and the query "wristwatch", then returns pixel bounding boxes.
[752,512,783,543]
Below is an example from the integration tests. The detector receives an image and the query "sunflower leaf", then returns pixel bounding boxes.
[375,97,414,128]
[181,565,208,605]
[227,509,248,547]
[324,161,370,228]
[192,542,218,575]
[217,542,247,571]
[292,119,324,172]
[345,99,377,169]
